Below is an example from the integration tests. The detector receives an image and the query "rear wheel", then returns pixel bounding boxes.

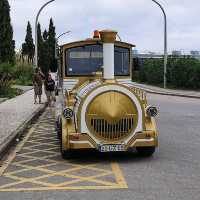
[136,146,155,157]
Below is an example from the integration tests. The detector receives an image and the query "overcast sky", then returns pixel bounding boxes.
[9,0,200,53]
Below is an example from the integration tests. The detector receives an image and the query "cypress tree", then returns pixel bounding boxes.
[48,18,56,72]
[22,21,35,63]
[0,0,15,64]
[40,30,49,76]
[21,42,27,63]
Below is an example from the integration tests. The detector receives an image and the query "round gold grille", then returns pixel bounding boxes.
[86,91,138,141]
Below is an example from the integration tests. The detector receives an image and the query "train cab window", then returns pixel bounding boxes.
[114,47,130,76]
[65,44,130,76]
[65,44,103,76]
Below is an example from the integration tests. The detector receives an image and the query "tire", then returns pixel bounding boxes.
[61,149,73,159]
[55,116,62,140]
[136,146,155,157]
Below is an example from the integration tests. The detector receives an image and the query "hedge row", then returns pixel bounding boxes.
[134,57,200,89]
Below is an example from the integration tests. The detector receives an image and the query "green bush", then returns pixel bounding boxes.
[139,59,163,85]
[13,64,33,86]
[0,63,33,98]
[135,57,200,89]
[168,57,200,89]
[0,63,13,96]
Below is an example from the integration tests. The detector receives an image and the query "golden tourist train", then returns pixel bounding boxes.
[55,30,158,158]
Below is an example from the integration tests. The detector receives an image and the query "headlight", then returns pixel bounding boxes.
[63,108,73,119]
[146,105,158,117]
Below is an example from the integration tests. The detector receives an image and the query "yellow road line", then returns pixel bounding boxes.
[18,146,59,156]
[0,164,98,189]
[0,185,126,192]
[19,142,58,149]
[0,127,35,176]
[54,171,115,187]
[5,170,116,188]
[111,162,128,188]
[2,162,125,190]
[12,162,112,175]
[3,174,57,187]
[4,163,58,176]
[0,109,128,191]
[12,153,61,164]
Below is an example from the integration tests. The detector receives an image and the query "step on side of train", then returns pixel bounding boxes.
[55,30,158,159]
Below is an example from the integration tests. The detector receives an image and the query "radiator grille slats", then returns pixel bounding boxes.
[90,116,134,140]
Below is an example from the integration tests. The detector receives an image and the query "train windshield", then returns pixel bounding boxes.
[65,44,130,76]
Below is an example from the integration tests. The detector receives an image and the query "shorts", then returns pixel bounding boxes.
[46,90,56,101]
[34,85,42,95]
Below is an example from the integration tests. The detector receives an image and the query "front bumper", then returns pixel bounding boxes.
[66,131,158,151]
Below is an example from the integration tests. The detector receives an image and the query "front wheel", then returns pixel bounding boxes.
[61,149,73,159]
[136,146,155,157]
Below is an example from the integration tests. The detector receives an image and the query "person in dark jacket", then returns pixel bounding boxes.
[45,73,55,107]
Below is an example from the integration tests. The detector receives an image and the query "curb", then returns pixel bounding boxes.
[134,86,200,99]
[146,90,200,99]
[0,104,47,159]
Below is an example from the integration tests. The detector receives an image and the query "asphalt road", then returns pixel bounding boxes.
[0,93,200,200]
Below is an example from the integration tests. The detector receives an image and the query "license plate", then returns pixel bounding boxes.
[99,144,125,152]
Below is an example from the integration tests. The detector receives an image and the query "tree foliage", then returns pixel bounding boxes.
[37,19,57,75]
[37,23,44,71]
[134,57,200,89]
[48,18,57,72]
[22,21,35,63]
[39,29,49,76]
[0,0,15,64]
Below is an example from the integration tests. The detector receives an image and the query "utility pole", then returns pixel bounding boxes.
[152,0,168,88]
[34,0,55,68]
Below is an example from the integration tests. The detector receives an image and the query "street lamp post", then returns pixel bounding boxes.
[55,31,71,58]
[34,0,55,68]
[55,31,71,90]
[151,0,168,88]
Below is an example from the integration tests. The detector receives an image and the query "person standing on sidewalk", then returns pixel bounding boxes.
[45,73,55,107]
[33,67,45,104]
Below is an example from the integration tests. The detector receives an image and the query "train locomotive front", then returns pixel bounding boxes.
[56,30,158,158]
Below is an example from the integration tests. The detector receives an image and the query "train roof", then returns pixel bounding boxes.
[60,38,136,49]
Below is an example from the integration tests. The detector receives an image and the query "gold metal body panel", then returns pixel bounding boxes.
[86,91,138,141]
[59,36,158,152]
[61,83,158,151]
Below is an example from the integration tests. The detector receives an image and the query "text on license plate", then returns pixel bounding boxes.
[99,144,125,152]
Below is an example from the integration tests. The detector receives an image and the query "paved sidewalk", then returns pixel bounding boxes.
[0,98,8,104]
[0,89,46,155]
[132,82,200,99]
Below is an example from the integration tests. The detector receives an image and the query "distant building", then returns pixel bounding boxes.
[132,52,163,71]
[190,51,200,56]
[133,49,139,55]
[172,50,182,56]
[133,52,163,59]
